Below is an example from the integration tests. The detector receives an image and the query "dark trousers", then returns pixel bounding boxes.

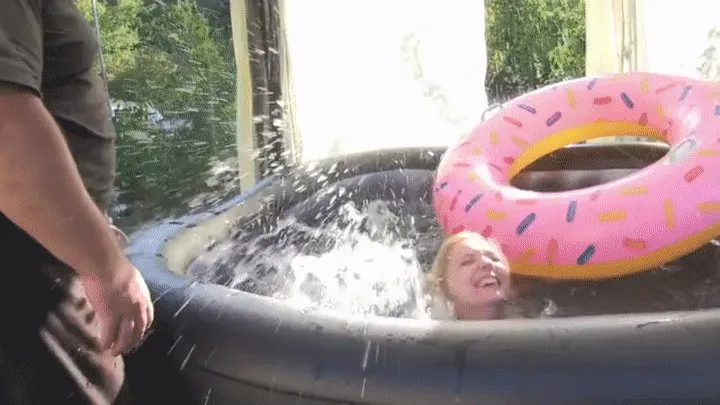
[0,215,132,405]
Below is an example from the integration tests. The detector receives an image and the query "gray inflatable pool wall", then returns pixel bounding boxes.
[126,144,720,404]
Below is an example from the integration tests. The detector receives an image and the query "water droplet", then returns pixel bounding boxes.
[361,340,371,370]
[360,377,367,399]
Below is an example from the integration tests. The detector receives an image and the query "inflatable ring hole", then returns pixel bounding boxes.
[509,141,669,192]
[499,118,669,182]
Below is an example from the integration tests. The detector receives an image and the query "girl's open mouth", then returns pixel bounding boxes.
[473,273,500,288]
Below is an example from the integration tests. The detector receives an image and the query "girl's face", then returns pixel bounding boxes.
[443,236,511,308]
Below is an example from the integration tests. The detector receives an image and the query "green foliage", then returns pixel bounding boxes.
[76,0,142,81]
[113,1,234,114]
[76,0,237,225]
[485,0,586,101]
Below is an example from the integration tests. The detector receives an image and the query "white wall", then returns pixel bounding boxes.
[585,0,720,80]
[643,0,720,80]
[281,0,720,163]
[282,0,489,162]
[584,0,719,143]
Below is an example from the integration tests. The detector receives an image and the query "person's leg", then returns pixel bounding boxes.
[0,215,130,405]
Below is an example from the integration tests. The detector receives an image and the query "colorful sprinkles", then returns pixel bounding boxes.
[546,112,562,126]
[481,225,493,238]
[517,104,537,114]
[566,89,577,107]
[684,165,704,183]
[623,238,647,250]
[577,245,596,265]
[620,92,634,108]
[663,200,675,229]
[698,202,720,213]
[593,96,612,105]
[656,82,678,94]
[566,201,577,222]
[679,85,692,102]
[516,213,536,235]
[546,238,559,265]
[464,193,484,213]
[503,116,523,128]
[449,190,462,211]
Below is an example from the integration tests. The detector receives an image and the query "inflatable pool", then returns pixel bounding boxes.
[127,143,720,405]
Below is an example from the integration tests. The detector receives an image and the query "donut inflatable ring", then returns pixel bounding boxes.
[433,72,720,280]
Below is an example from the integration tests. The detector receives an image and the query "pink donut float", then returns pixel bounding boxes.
[433,72,720,280]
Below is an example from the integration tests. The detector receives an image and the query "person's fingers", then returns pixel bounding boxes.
[43,311,89,357]
[40,314,107,376]
[53,298,102,350]
[111,317,135,356]
[127,302,148,353]
[99,312,121,352]
[146,300,155,329]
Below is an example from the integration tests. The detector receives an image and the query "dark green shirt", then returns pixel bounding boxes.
[0,0,116,210]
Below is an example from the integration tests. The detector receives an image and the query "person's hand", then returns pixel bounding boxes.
[80,258,154,356]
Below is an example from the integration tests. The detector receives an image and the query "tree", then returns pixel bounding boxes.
[75,0,142,81]
[76,0,238,226]
[485,0,586,102]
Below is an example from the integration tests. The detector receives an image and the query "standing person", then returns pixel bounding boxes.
[0,0,154,403]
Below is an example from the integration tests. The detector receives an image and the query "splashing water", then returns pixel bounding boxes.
[187,195,720,320]
[189,200,439,319]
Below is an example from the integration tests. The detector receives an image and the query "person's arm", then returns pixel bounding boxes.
[0,85,130,284]
[0,0,129,284]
